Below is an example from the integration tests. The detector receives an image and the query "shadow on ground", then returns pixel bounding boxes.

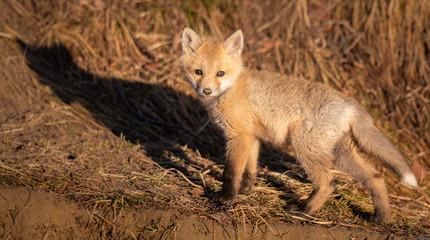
[17,39,302,200]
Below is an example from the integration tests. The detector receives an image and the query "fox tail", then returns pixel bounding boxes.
[351,109,419,188]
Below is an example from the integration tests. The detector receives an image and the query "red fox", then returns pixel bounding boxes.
[179,27,419,223]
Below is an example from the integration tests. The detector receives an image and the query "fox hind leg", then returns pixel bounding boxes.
[290,132,336,215]
[334,135,390,223]
[298,158,335,215]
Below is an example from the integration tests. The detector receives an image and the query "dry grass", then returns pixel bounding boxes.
[0,0,429,238]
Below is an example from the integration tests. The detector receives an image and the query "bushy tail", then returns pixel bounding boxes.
[351,109,419,188]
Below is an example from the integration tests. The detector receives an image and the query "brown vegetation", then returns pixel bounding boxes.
[0,0,429,238]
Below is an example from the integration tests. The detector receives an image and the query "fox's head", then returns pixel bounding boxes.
[180,28,244,98]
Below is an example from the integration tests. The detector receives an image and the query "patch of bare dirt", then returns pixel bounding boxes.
[1,186,393,239]
[0,186,90,239]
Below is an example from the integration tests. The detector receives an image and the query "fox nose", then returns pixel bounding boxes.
[202,88,212,96]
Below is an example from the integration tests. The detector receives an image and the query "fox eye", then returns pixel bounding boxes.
[216,71,225,77]
[195,69,203,75]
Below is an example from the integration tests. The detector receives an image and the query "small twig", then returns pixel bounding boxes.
[254,208,277,235]
[86,202,99,229]
[268,170,306,181]
[0,32,13,39]
[130,231,138,240]
[99,173,128,178]
[388,194,413,201]
[162,168,203,189]
[199,171,207,189]
[43,120,82,126]
[259,206,281,235]
[241,208,246,232]
[0,128,24,134]
[287,211,334,225]
[0,162,26,176]
[94,213,123,233]
[131,149,164,169]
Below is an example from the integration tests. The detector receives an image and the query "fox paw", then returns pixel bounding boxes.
[370,213,390,224]
[238,185,253,195]
[215,191,237,204]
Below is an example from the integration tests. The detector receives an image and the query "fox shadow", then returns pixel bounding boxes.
[17,39,303,202]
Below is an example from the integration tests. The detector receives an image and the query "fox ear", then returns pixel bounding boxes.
[224,29,243,54]
[181,27,202,54]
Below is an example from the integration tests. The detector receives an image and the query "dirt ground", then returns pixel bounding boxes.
[0,186,402,239]
[0,0,429,239]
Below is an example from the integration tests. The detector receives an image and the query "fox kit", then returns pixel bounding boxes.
[179,27,418,222]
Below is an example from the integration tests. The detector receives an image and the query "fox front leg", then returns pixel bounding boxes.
[239,139,260,195]
[219,135,256,203]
